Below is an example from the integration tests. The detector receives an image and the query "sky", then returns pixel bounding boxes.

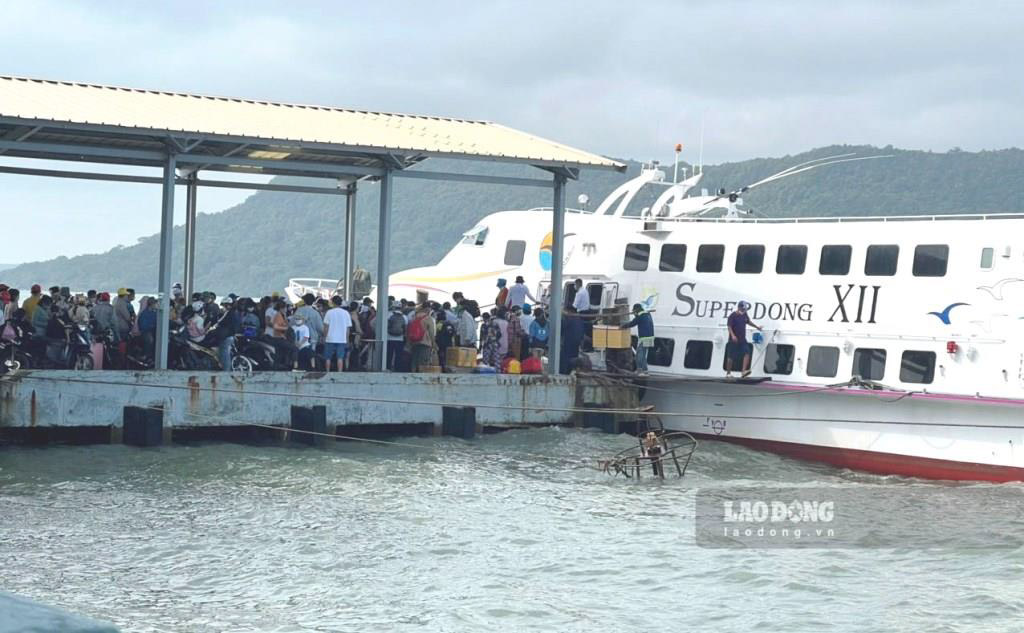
[2,0,1023,263]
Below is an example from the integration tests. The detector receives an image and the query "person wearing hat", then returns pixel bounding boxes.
[494,279,508,310]
[23,284,42,320]
[621,303,655,375]
[2,289,19,325]
[91,292,117,342]
[0,289,11,326]
[69,294,90,326]
[726,301,762,378]
[505,275,538,309]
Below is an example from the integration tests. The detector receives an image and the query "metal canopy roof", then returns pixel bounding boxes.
[0,76,624,182]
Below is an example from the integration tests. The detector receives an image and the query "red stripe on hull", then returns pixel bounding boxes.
[688,432,1024,483]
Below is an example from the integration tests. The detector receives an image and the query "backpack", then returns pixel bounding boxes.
[387,312,406,337]
[407,315,426,344]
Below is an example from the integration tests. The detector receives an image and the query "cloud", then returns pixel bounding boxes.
[1,0,1022,260]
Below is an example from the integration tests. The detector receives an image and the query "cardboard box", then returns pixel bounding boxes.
[593,325,631,349]
[446,347,478,368]
[421,364,442,374]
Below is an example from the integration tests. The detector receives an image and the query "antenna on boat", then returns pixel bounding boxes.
[697,118,705,176]
[702,152,894,207]
[673,143,683,183]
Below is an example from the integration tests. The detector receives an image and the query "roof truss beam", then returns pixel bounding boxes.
[0,164,349,195]
[394,169,553,188]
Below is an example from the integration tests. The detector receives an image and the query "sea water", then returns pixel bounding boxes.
[1,429,1022,632]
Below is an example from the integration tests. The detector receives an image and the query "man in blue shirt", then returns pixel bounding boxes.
[621,303,654,375]
[726,301,762,378]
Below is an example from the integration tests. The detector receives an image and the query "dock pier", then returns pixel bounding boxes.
[0,371,641,446]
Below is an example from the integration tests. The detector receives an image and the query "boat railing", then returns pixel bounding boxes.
[645,212,1024,224]
[517,206,1024,223]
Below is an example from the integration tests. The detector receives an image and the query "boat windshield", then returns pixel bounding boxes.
[620,182,672,217]
[461,225,489,246]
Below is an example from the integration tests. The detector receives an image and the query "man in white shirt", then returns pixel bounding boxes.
[505,275,539,309]
[571,278,590,313]
[322,296,353,371]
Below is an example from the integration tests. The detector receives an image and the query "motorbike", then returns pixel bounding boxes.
[0,335,32,374]
[173,328,256,372]
[39,322,93,370]
[234,334,277,371]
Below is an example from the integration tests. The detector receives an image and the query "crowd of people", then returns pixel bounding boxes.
[0,273,654,374]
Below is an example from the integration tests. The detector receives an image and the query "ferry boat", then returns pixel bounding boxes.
[379,156,1024,482]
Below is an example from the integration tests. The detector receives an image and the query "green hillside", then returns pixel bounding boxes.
[3,145,1023,295]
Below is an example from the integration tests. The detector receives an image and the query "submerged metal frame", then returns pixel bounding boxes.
[0,112,622,371]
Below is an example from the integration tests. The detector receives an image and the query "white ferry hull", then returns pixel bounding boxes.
[648,380,1024,482]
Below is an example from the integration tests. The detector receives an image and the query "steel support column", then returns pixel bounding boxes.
[183,174,198,299]
[373,171,393,371]
[155,153,177,370]
[343,182,357,301]
[548,175,567,375]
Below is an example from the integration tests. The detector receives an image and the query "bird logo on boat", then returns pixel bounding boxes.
[977,278,1024,301]
[640,288,659,311]
[926,302,969,325]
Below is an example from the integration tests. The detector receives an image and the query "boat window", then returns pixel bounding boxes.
[865,245,899,276]
[586,283,604,306]
[852,347,886,381]
[807,346,840,378]
[819,244,852,275]
[696,244,725,273]
[624,243,651,271]
[764,344,795,375]
[684,340,713,369]
[659,244,687,272]
[460,226,489,246]
[980,247,994,269]
[503,240,527,266]
[900,350,936,384]
[563,282,576,310]
[912,245,948,277]
[735,245,765,274]
[776,245,808,275]
[649,337,675,367]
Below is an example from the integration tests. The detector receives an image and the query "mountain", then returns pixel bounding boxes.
[3,145,1023,295]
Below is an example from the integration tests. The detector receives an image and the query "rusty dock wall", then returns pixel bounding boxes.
[0,371,643,444]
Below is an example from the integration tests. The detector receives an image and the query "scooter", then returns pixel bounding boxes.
[42,322,93,370]
[173,329,256,372]
[0,336,31,374]
[234,334,278,371]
